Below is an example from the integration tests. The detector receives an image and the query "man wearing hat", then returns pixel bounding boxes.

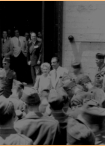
[77,75,105,107]
[0,57,17,98]
[14,87,60,145]
[71,61,84,83]
[68,100,105,145]
[48,88,69,144]
[67,114,95,145]
[0,97,33,145]
[94,53,105,91]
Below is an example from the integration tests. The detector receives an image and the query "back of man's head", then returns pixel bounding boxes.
[21,87,40,108]
[0,97,15,125]
[48,88,68,111]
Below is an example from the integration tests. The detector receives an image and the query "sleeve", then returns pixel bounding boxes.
[102,76,105,92]
[27,43,30,62]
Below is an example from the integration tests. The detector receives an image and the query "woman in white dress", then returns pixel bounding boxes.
[33,62,52,94]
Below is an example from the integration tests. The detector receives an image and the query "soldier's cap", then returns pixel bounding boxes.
[48,88,68,103]
[63,80,76,90]
[71,61,81,69]
[21,87,40,105]
[67,117,95,144]
[0,97,15,120]
[48,88,68,110]
[2,57,10,64]
[83,106,105,117]
[96,53,105,59]
[77,75,91,85]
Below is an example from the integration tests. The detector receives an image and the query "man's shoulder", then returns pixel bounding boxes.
[15,114,59,129]
[67,117,94,141]
[59,66,68,73]
[5,133,33,145]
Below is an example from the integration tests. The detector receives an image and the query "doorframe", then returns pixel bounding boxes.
[42,1,63,65]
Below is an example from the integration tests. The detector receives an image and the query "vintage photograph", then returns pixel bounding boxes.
[0,1,105,145]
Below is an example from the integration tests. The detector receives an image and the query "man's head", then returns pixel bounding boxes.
[40,89,50,100]
[0,97,16,126]
[3,31,7,39]
[72,62,82,75]
[51,57,60,70]
[14,29,19,38]
[48,88,68,111]
[96,53,105,67]
[7,29,11,37]
[77,75,92,91]
[25,32,29,40]
[38,32,42,38]
[21,87,40,113]
[81,106,105,132]
[2,57,10,70]
[30,32,37,43]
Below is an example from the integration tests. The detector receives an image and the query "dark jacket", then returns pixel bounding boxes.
[0,69,16,98]
[0,128,33,145]
[14,111,61,145]
[27,41,42,66]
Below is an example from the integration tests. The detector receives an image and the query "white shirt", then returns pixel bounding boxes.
[50,66,68,89]
[11,36,26,57]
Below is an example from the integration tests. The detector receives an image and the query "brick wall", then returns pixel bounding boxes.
[62,1,105,81]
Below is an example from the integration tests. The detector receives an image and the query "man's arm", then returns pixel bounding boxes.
[27,43,31,65]
[4,40,13,57]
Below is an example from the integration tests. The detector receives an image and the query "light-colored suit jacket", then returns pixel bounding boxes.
[50,66,68,89]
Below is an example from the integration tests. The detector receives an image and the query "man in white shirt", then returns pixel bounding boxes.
[11,29,27,82]
[50,57,68,89]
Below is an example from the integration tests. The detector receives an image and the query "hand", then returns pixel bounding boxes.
[28,61,31,65]
[34,45,38,49]
[37,60,40,65]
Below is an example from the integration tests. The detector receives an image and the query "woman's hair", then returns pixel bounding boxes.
[41,62,51,71]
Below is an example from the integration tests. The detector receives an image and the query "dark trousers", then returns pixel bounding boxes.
[31,65,36,85]
[12,52,28,82]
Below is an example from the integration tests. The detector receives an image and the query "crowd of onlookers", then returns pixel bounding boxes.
[1,28,105,144]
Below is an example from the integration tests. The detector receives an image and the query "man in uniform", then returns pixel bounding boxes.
[0,97,33,145]
[0,57,17,98]
[48,88,69,145]
[94,53,105,91]
[71,61,84,83]
[14,87,61,145]
[77,75,105,107]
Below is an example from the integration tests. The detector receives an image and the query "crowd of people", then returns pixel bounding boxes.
[1,28,105,144]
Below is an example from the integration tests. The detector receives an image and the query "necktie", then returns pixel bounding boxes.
[18,38,21,47]
[55,70,57,79]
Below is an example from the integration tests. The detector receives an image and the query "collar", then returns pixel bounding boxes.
[54,66,60,72]
[25,111,43,119]
[0,128,17,139]
[98,63,105,71]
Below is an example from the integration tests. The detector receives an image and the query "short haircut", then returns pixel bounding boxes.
[51,56,60,63]
[0,98,15,125]
[3,31,7,34]
[30,32,36,36]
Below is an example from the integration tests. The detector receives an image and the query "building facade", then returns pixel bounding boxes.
[62,1,105,81]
